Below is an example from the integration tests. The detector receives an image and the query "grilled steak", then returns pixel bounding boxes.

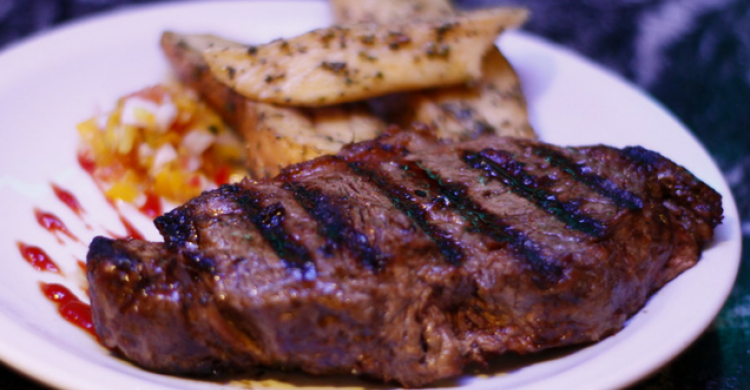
[87,130,722,387]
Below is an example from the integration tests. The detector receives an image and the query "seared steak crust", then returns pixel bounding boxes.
[87,131,722,387]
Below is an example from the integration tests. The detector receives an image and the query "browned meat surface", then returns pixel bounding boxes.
[86,131,722,387]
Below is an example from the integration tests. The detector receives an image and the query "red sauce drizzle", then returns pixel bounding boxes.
[34,208,81,244]
[17,242,61,274]
[82,190,147,240]
[215,165,231,186]
[51,184,85,217]
[77,259,87,274]
[76,145,156,240]
[77,152,96,176]
[139,191,162,219]
[78,145,163,225]
[118,216,144,240]
[39,283,97,338]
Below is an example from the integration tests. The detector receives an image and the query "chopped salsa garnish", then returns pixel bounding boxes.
[77,84,247,208]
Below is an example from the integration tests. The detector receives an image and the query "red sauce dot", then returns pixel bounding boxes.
[40,282,75,304]
[59,301,95,334]
[39,283,97,338]
[34,208,81,244]
[51,184,85,217]
[17,242,61,274]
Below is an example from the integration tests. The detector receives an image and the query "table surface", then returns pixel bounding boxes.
[0,0,747,389]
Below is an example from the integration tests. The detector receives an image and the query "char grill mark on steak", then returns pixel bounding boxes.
[344,138,563,285]
[621,146,711,213]
[281,178,387,272]
[155,205,198,250]
[346,160,466,266]
[620,145,723,240]
[406,160,564,288]
[232,185,317,279]
[462,148,608,237]
[529,144,644,210]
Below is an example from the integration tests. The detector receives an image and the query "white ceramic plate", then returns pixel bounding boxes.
[0,1,741,390]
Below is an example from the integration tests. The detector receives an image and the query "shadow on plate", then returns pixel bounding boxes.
[208,344,586,389]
